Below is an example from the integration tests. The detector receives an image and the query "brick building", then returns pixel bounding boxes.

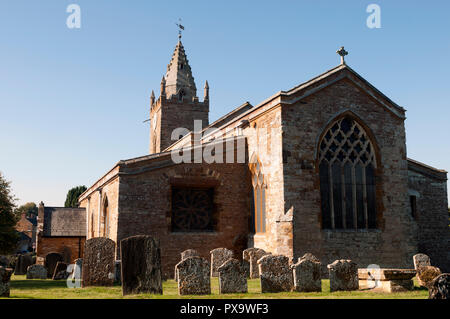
[35,202,86,264]
[79,41,449,277]
[15,213,36,252]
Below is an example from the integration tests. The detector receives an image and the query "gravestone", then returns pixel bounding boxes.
[417,266,442,289]
[82,237,115,287]
[26,264,47,279]
[210,248,233,277]
[14,254,33,275]
[114,260,121,284]
[428,274,450,299]
[44,252,63,278]
[120,235,163,295]
[241,260,250,278]
[176,256,210,295]
[243,248,269,279]
[328,259,359,292]
[258,255,293,293]
[0,266,13,297]
[413,253,431,270]
[292,253,322,292]
[174,249,199,281]
[181,249,199,260]
[70,258,83,280]
[218,258,247,294]
[52,261,69,280]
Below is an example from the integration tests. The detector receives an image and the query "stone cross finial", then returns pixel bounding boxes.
[336,46,348,65]
[176,18,184,40]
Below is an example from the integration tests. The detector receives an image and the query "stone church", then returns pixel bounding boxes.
[78,40,449,277]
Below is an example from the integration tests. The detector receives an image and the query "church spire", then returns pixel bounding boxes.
[164,41,197,100]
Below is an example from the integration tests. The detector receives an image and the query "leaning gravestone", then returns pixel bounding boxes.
[218,258,247,294]
[176,256,210,295]
[0,266,13,297]
[413,253,431,270]
[14,254,33,275]
[210,248,233,277]
[70,258,83,280]
[44,252,63,279]
[120,235,163,295]
[52,261,69,280]
[82,237,115,287]
[292,253,322,292]
[417,266,442,289]
[243,248,269,279]
[174,249,199,281]
[428,273,450,299]
[26,264,47,279]
[258,255,293,293]
[328,259,359,292]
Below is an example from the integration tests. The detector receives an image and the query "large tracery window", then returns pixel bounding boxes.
[250,158,266,233]
[318,116,377,230]
[171,187,215,232]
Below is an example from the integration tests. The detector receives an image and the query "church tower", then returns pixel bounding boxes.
[149,40,209,154]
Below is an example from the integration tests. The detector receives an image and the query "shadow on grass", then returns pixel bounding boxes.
[10,279,69,290]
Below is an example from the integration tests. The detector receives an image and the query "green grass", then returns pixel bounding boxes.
[3,275,428,299]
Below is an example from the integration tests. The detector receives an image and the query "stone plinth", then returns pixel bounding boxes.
[358,268,416,292]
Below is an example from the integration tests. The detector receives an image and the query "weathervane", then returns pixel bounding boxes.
[337,46,348,65]
[175,18,184,40]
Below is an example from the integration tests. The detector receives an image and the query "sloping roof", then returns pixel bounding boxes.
[407,158,447,181]
[43,207,86,237]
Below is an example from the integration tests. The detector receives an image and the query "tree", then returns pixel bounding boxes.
[14,202,38,219]
[64,185,87,208]
[0,171,19,254]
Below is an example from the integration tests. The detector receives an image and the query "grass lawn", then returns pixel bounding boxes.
[2,275,429,299]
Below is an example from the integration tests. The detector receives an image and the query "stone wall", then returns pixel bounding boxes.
[36,236,85,264]
[282,68,417,270]
[408,160,449,272]
[116,146,251,277]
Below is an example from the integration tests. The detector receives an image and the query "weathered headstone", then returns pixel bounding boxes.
[258,255,293,293]
[44,252,63,279]
[417,266,442,289]
[82,237,115,287]
[210,248,233,277]
[174,249,199,281]
[428,273,450,299]
[241,260,250,278]
[243,248,269,279]
[328,259,359,292]
[413,253,431,270]
[26,264,47,279]
[120,235,163,295]
[292,253,322,292]
[0,266,13,297]
[52,261,69,280]
[176,256,210,295]
[218,259,247,294]
[14,254,33,275]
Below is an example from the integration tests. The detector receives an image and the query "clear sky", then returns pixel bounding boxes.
[0,0,449,206]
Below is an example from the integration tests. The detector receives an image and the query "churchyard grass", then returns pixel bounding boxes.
[3,275,428,299]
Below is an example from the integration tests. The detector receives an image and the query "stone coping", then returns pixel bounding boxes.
[358,268,416,281]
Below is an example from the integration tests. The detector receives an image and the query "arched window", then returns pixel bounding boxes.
[318,116,377,230]
[250,158,266,233]
[102,197,110,238]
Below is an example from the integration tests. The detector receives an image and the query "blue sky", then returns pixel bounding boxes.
[0,0,449,206]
